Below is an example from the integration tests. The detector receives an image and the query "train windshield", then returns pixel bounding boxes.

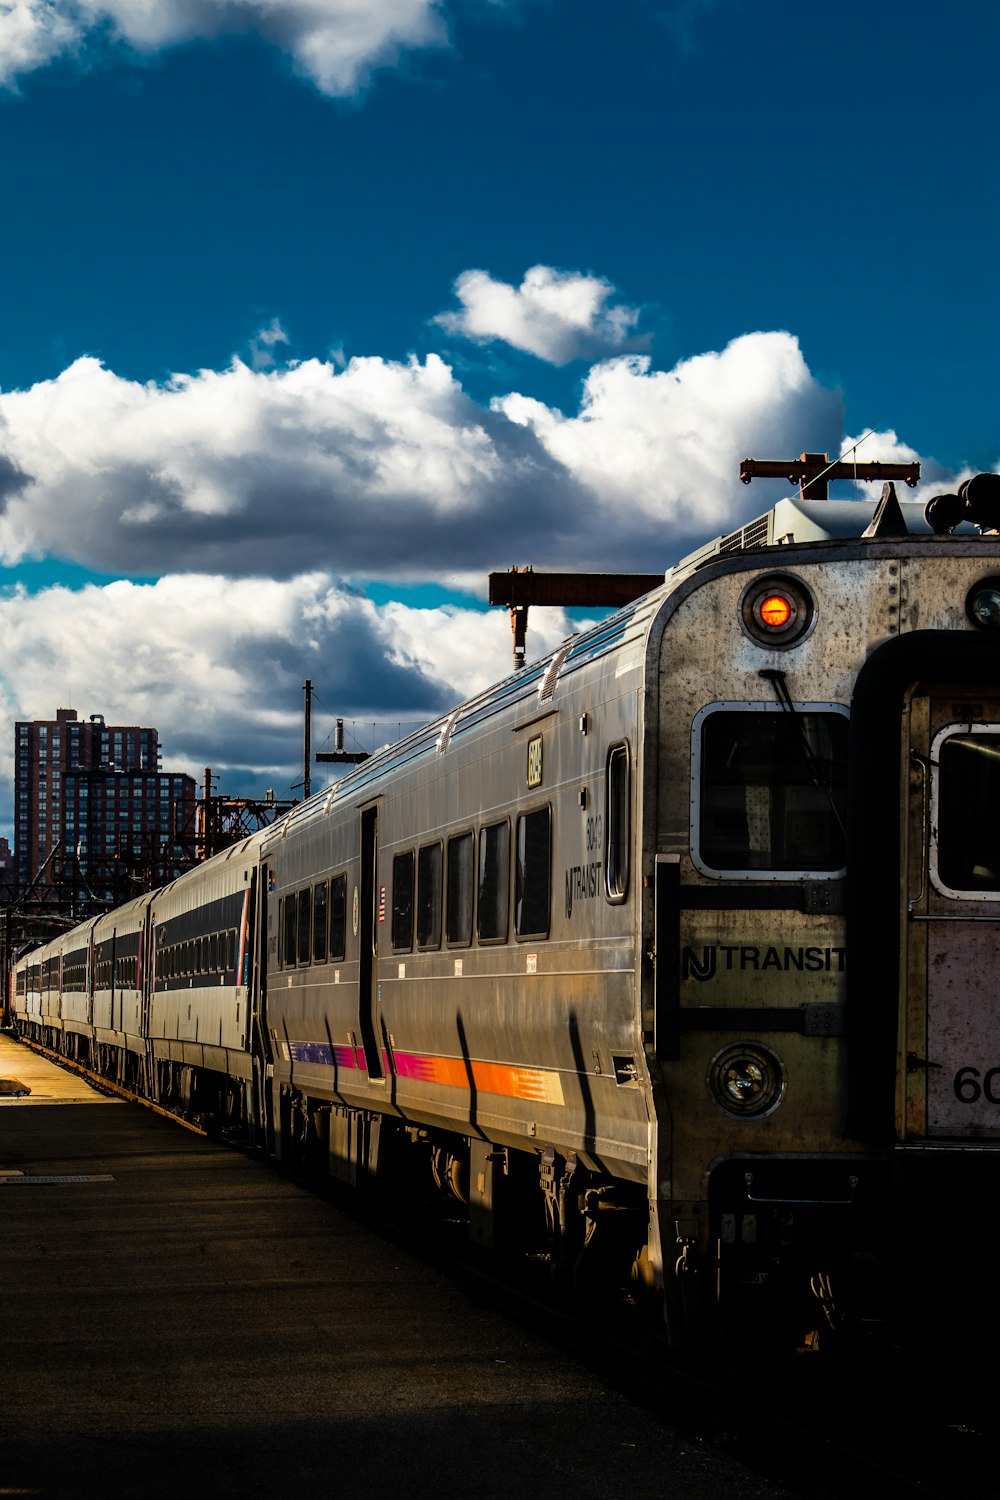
[699,709,848,873]
[936,730,1000,893]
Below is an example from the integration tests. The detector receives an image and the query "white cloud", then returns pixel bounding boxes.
[0,0,80,80]
[494,333,847,534]
[434,265,647,364]
[0,571,578,837]
[248,317,290,372]
[0,330,861,583]
[0,0,460,93]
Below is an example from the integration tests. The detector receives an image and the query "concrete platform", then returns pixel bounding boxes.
[0,1034,114,1104]
[0,1037,791,1499]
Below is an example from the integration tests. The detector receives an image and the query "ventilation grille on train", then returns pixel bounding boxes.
[538,642,573,702]
[718,512,771,553]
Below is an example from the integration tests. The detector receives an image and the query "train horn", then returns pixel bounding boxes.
[924,472,1000,535]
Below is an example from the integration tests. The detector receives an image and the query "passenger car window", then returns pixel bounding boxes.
[697,708,847,874]
[605,743,630,901]
[297,886,312,965]
[417,843,442,949]
[478,820,510,941]
[329,874,347,960]
[392,851,415,951]
[515,807,551,938]
[447,832,474,945]
[313,881,328,962]
[282,894,296,968]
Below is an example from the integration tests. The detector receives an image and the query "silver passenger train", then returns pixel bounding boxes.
[13,476,1000,1345]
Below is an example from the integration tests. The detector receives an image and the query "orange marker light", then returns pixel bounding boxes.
[759,593,793,629]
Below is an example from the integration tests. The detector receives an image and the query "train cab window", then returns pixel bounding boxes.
[330,874,347,961]
[297,887,312,965]
[696,707,848,875]
[515,807,551,938]
[933,727,1000,894]
[447,832,474,946]
[478,820,510,941]
[313,881,329,962]
[392,851,415,951]
[417,843,443,949]
[606,743,630,901]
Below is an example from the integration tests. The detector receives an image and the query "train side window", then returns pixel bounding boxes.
[417,843,442,949]
[330,874,347,961]
[281,894,296,966]
[313,881,329,962]
[515,807,551,939]
[478,820,510,942]
[228,930,237,971]
[695,706,848,875]
[392,851,415,951]
[447,832,474,946]
[297,887,312,965]
[605,743,630,901]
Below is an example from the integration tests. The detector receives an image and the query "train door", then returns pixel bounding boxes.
[903,689,1000,1139]
[358,803,385,1081]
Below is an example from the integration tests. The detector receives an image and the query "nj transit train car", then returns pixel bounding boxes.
[13,477,1000,1345]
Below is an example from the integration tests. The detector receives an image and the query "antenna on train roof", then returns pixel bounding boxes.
[739,450,921,500]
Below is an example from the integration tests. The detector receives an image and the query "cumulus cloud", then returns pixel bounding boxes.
[494,333,849,542]
[434,265,647,364]
[0,571,577,835]
[0,330,861,583]
[0,0,463,93]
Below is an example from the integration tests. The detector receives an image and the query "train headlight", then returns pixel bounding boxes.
[708,1043,786,1119]
[966,577,1000,630]
[740,574,814,649]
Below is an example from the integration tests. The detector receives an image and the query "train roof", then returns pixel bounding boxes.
[672,494,950,572]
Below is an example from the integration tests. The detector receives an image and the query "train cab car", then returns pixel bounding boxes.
[644,487,1000,1343]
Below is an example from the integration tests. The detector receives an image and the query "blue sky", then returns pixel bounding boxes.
[0,0,997,824]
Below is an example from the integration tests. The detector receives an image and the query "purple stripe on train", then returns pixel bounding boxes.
[288,1041,362,1068]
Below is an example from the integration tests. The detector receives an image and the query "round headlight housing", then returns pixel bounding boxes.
[966,576,1000,630]
[708,1043,786,1119]
[740,573,814,649]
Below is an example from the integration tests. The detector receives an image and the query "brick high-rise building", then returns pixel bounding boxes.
[14,708,196,901]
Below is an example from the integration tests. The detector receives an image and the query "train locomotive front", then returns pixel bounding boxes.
[641,493,1000,1345]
